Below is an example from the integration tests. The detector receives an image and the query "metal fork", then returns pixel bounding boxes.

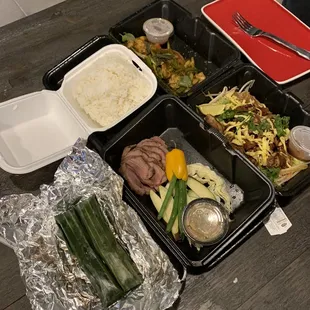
[233,12,310,61]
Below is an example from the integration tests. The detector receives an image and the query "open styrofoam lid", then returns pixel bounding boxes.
[0,91,88,174]
[0,44,157,174]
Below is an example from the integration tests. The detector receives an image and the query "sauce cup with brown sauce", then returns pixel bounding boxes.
[182,198,230,247]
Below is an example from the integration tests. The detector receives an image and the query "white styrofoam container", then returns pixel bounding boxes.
[0,45,157,174]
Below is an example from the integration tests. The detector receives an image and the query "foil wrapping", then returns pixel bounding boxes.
[0,139,182,310]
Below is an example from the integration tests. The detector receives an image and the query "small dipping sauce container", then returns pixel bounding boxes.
[288,126,310,162]
[143,18,174,44]
[182,198,230,246]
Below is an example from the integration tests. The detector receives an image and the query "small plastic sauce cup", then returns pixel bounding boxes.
[288,126,310,161]
[143,18,174,45]
[182,198,230,246]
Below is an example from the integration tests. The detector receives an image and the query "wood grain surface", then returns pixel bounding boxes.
[0,0,310,309]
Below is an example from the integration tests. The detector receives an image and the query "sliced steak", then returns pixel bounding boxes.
[119,137,168,195]
[138,162,167,189]
[244,140,257,151]
[137,140,168,154]
[260,107,271,116]
[122,145,136,158]
[139,145,167,165]
[150,136,167,146]
[120,164,152,195]
[235,104,253,112]
[205,115,224,133]
[267,153,287,169]
[123,146,165,169]
[125,156,153,180]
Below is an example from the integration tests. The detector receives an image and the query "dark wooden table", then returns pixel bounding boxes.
[1,0,310,309]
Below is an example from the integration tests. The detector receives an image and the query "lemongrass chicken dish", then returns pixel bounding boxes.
[198,81,308,186]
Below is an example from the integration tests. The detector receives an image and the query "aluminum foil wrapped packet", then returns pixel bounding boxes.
[0,139,182,310]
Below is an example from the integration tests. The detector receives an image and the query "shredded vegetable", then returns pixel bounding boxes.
[198,80,308,186]
[187,163,232,213]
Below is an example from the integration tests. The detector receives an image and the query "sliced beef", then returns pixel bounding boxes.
[137,162,166,189]
[145,151,163,164]
[120,164,152,195]
[274,137,280,147]
[279,154,287,168]
[253,115,261,125]
[150,136,167,146]
[119,137,169,196]
[260,107,271,116]
[235,104,253,112]
[205,115,224,133]
[267,153,287,169]
[270,143,276,151]
[234,91,259,104]
[244,140,257,151]
[125,156,154,180]
[137,140,168,155]
[122,148,148,162]
[123,149,161,169]
[139,146,167,167]
[122,145,136,158]
[278,144,286,154]
[234,91,251,101]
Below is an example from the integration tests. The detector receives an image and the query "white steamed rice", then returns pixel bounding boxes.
[73,51,152,127]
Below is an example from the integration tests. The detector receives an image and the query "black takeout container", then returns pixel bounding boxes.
[89,95,275,270]
[187,64,310,197]
[109,0,240,98]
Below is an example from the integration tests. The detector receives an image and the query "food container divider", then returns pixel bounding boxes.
[187,64,310,197]
[0,44,157,174]
[109,0,240,98]
[89,94,275,270]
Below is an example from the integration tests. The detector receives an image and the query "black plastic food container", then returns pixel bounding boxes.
[109,0,240,98]
[89,95,275,271]
[43,35,162,141]
[187,64,310,197]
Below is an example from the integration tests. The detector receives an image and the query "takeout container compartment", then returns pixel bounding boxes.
[187,64,310,197]
[89,95,275,270]
[0,45,157,174]
[109,0,240,97]
[44,35,161,144]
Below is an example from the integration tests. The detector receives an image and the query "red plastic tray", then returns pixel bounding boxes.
[201,0,310,84]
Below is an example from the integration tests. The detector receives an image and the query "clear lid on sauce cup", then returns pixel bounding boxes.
[288,126,310,161]
[143,18,174,44]
[182,198,230,246]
